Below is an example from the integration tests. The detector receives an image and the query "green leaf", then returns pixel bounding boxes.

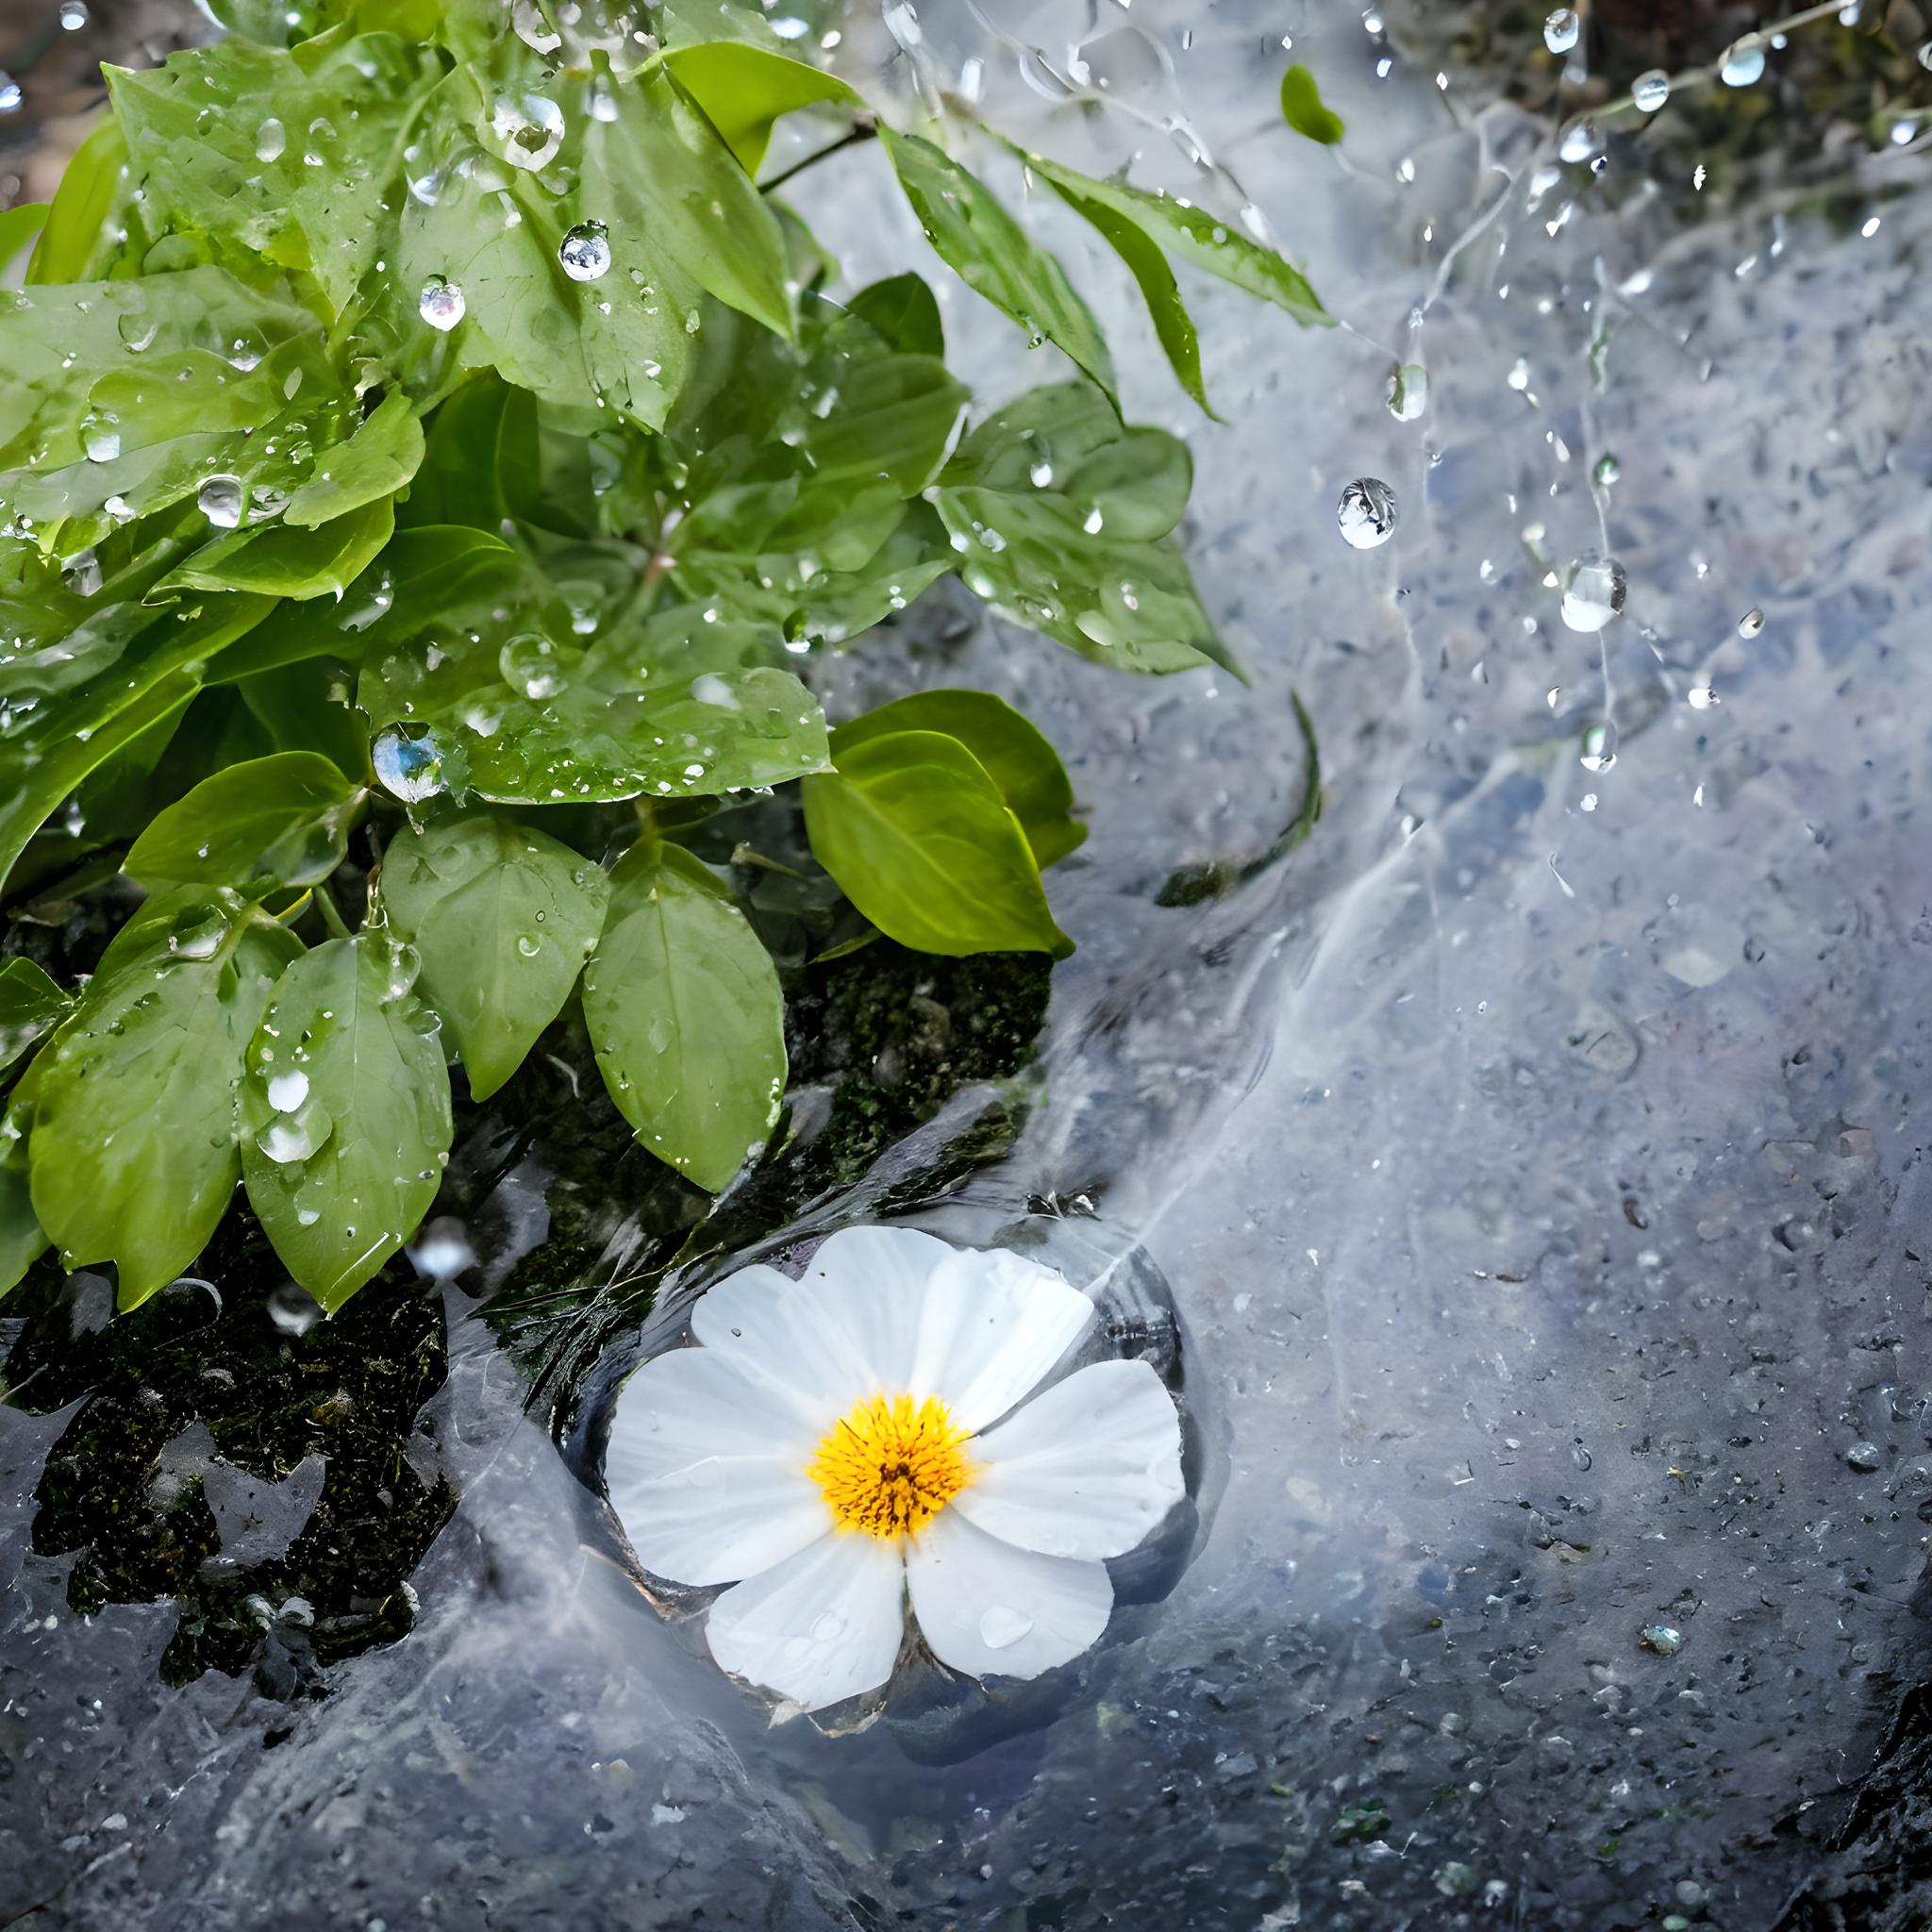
[581,838,785,1191]
[0,1071,50,1300]
[933,380,1235,676]
[153,498,396,600]
[830,691,1084,868]
[239,928,453,1310]
[880,127,1114,395]
[1280,64,1345,145]
[0,959,71,1075]
[124,751,363,888]
[844,273,945,358]
[1029,173,1214,418]
[210,525,525,683]
[0,205,49,273]
[28,889,302,1309]
[26,118,140,285]
[283,391,425,527]
[235,658,371,775]
[382,814,610,1100]
[802,730,1072,958]
[1011,147,1331,329]
[663,41,858,175]
[0,587,276,892]
[398,376,541,532]
[359,599,831,806]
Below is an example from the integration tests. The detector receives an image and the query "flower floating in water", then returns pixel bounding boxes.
[606,1226,1186,1712]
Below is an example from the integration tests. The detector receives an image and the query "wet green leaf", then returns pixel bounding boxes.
[28,889,303,1309]
[124,751,364,888]
[1027,173,1214,417]
[239,928,453,1310]
[0,960,71,1075]
[1280,64,1345,145]
[234,658,370,775]
[359,599,830,806]
[25,118,141,284]
[153,498,395,601]
[845,273,945,358]
[880,128,1114,395]
[830,691,1085,868]
[211,525,525,683]
[1011,147,1330,329]
[581,837,785,1191]
[933,380,1235,676]
[0,204,49,273]
[398,376,541,533]
[382,814,610,1100]
[663,40,858,175]
[803,730,1072,958]
[283,391,425,527]
[0,1070,50,1299]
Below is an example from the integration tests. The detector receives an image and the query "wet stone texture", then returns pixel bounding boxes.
[8,0,1932,1927]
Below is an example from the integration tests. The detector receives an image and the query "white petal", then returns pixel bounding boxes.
[706,1532,907,1711]
[613,1460,830,1587]
[607,1345,811,1490]
[955,1358,1185,1560]
[800,1231,1094,1428]
[906,1508,1112,1682]
[688,1261,869,1432]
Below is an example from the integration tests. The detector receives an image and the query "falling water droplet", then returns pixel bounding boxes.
[1592,453,1621,486]
[1719,39,1766,87]
[58,1,89,29]
[1687,685,1720,709]
[198,475,244,529]
[1543,8,1579,55]
[1559,553,1627,630]
[1632,69,1670,113]
[558,219,612,282]
[1737,606,1765,639]
[1920,40,1932,71]
[979,1606,1034,1651]
[1336,477,1398,549]
[0,75,20,115]
[373,725,447,804]
[1386,362,1428,421]
[419,275,465,332]
[1557,122,1598,164]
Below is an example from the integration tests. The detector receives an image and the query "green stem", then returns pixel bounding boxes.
[315,888,354,942]
[759,117,878,195]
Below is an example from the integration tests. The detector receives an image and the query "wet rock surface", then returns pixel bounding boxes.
[7,1,1932,1927]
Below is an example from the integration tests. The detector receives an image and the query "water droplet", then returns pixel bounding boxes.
[1631,69,1670,113]
[516,933,541,958]
[1737,607,1764,639]
[408,1227,473,1279]
[1592,453,1621,486]
[1921,40,1932,72]
[1336,477,1398,549]
[1558,553,1627,630]
[810,1610,847,1642]
[419,275,465,332]
[1719,38,1766,87]
[499,631,563,699]
[198,475,244,529]
[267,1069,309,1112]
[491,92,565,170]
[373,725,447,804]
[256,1098,332,1165]
[58,1,88,29]
[558,219,611,282]
[256,117,286,162]
[512,0,561,52]
[978,1606,1034,1651]
[1543,8,1579,55]
[1557,122,1597,164]
[267,1282,320,1334]
[1687,685,1719,709]
[1386,362,1427,421]
[82,417,120,463]
[60,548,100,597]
[0,74,20,115]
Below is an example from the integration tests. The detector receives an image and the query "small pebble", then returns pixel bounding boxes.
[1639,1624,1682,1655]
[1845,1441,1883,1472]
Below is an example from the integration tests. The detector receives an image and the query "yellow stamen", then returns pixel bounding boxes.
[808,1392,973,1539]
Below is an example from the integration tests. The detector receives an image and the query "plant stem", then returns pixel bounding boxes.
[315,888,353,941]
[759,117,878,195]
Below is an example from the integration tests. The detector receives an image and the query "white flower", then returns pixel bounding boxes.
[605,1225,1186,1713]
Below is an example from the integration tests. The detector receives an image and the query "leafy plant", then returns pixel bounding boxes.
[0,0,1326,1314]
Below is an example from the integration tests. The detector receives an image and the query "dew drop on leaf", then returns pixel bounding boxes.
[373,725,447,804]
[198,475,244,529]
[1559,553,1628,630]
[1632,69,1670,112]
[419,275,465,332]
[558,220,612,283]
[256,117,286,162]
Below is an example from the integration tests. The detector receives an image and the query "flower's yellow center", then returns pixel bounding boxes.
[808,1392,974,1539]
